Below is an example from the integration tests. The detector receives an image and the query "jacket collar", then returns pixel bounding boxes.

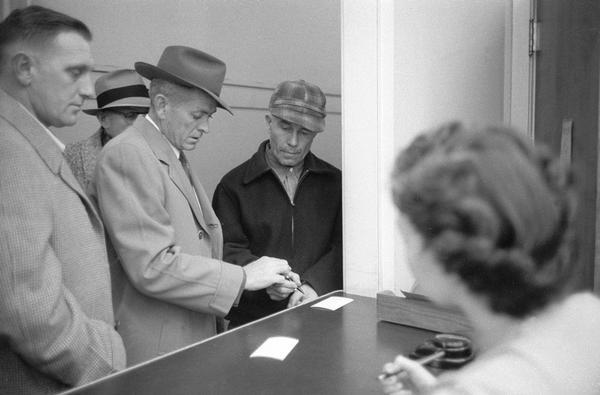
[0,88,65,173]
[243,139,335,184]
[0,88,102,222]
[135,116,178,166]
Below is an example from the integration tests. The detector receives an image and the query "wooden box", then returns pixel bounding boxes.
[376,290,473,336]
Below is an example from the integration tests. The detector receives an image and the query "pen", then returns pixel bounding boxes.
[284,275,304,294]
[377,350,445,381]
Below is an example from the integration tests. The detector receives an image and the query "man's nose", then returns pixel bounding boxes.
[288,130,299,146]
[197,118,210,134]
[80,73,94,99]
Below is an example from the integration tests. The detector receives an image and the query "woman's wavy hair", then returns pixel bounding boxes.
[391,122,578,318]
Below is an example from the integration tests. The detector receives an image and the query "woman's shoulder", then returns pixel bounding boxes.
[439,292,600,395]
[548,292,600,328]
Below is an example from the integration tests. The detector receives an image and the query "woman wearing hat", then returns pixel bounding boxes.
[64,68,149,195]
[381,122,600,394]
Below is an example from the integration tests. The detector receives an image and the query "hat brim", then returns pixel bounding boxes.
[270,108,325,133]
[135,62,233,115]
[83,105,150,116]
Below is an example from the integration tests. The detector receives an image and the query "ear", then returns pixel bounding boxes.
[153,94,168,120]
[11,52,34,86]
[265,114,273,132]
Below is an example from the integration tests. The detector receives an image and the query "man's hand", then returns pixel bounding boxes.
[243,256,291,291]
[266,272,301,301]
[287,283,318,307]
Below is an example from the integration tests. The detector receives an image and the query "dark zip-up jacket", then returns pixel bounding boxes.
[213,140,342,326]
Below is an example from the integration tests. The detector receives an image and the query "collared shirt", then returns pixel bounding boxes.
[264,143,304,204]
[146,115,181,160]
[16,101,65,151]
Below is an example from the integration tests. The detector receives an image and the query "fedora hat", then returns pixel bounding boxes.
[134,45,232,115]
[83,69,150,115]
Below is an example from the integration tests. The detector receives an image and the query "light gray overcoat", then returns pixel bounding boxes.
[0,88,126,394]
[94,116,244,366]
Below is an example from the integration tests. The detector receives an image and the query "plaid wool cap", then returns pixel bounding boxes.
[269,79,326,133]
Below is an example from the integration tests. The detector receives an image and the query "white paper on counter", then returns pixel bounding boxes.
[249,336,299,361]
[310,296,353,311]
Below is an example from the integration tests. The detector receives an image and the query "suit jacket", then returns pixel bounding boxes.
[93,116,244,366]
[63,128,104,196]
[0,89,126,394]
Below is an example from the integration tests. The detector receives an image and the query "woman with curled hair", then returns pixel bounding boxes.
[380,122,600,395]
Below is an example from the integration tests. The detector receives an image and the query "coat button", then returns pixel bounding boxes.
[198,230,204,239]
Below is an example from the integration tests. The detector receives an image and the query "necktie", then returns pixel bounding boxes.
[179,151,204,223]
[179,152,193,185]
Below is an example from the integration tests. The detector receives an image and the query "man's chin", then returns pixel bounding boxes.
[182,141,200,151]
[278,156,303,167]
[54,117,78,128]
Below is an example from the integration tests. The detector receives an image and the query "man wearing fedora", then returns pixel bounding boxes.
[93,46,299,365]
[212,80,342,328]
[64,68,150,195]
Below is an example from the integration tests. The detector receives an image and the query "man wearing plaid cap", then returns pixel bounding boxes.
[213,80,342,327]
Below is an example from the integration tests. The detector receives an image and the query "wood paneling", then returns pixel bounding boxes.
[534,0,600,292]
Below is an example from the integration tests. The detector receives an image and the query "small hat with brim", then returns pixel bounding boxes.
[269,79,326,133]
[134,45,232,115]
[83,69,150,115]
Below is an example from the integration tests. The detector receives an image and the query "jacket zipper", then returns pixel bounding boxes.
[272,169,311,251]
[291,170,310,249]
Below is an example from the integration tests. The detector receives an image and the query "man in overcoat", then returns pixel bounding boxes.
[94,46,298,365]
[0,6,125,393]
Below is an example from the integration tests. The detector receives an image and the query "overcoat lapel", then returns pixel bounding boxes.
[188,170,223,259]
[0,89,103,226]
[136,117,210,234]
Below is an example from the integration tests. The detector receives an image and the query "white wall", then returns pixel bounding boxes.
[342,0,507,297]
[393,0,506,292]
[31,0,341,200]
[7,0,512,297]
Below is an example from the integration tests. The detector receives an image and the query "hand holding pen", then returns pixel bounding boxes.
[284,275,304,294]
[380,334,473,394]
[378,350,444,380]
[287,280,318,307]
[379,353,439,394]
[266,271,302,301]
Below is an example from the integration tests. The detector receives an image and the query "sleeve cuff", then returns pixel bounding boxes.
[233,269,246,306]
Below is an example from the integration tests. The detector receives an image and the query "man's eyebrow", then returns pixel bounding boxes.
[66,63,93,72]
[277,118,292,126]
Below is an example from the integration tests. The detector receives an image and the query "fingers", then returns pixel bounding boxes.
[284,271,301,286]
[243,256,292,291]
[393,355,436,387]
[287,290,303,308]
[266,280,297,299]
[266,286,288,301]
[380,375,407,395]
[269,257,292,274]
[275,275,300,289]
[380,355,437,393]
